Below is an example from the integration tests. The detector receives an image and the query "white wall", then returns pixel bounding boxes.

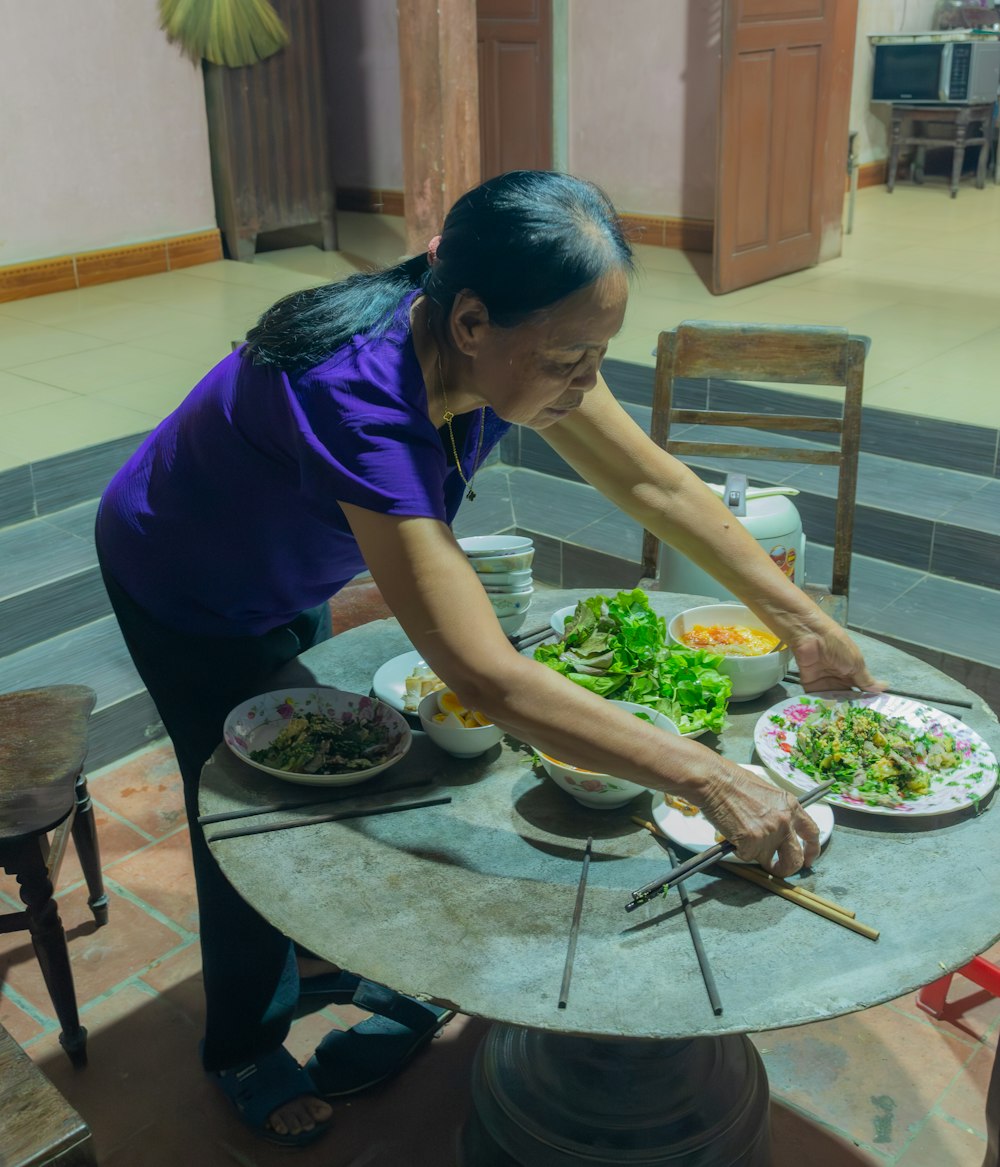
[851,0,944,164]
[0,0,216,266]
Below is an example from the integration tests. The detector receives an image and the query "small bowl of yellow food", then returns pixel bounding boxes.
[418,689,504,758]
[667,603,788,702]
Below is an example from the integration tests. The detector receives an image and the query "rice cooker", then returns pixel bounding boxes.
[657,472,805,601]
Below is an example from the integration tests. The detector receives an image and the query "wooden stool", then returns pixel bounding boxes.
[0,1023,96,1166]
[0,685,107,1067]
[887,102,995,198]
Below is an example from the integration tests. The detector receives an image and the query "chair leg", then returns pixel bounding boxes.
[70,774,108,927]
[12,838,88,1066]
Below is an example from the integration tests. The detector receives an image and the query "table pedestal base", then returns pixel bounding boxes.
[460,1025,770,1166]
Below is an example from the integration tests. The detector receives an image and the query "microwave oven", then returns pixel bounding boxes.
[872,39,1000,103]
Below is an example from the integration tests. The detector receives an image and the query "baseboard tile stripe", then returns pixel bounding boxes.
[0,229,223,304]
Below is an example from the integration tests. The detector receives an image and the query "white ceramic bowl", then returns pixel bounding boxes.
[418,690,504,758]
[459,535,533,557]
[476,568,534,589]
[667,603,788,702]
[488,591,533,618]
[535,700,680,809]
[223,688,412,787]
[549,604,577,636]
[469,550,535,573]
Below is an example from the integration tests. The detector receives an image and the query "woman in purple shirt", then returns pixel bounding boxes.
[97,171,881,1147]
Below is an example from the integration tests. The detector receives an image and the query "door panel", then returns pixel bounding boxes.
[715,0,857,293]
[477,0,552,179]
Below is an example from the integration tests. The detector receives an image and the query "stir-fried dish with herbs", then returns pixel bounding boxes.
[790,703,961,806]
[534,589,731,735]
[250,711,395,774]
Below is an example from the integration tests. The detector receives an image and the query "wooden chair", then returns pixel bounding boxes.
[639,321,869,627]
[0,685,107,1067]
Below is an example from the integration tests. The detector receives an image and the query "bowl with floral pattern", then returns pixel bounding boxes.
[223,687,412,787]
[534,700,680,809]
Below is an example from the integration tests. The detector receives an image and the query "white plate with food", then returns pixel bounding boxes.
[223,687,412,787]
[754,691,998,817]
[651,763,834,862]
[371,650,446,714]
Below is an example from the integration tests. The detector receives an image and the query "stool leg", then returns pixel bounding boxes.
[70,774,108,927]
[13,839,88,1067]
[916,971,954,1019]
[888,115,902,193]
[951,119,968,198]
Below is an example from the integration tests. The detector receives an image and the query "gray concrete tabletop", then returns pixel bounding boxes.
[201,589,1000,1039]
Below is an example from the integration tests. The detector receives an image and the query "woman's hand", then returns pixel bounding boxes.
[698,763,821,876]
[792,622,885,694]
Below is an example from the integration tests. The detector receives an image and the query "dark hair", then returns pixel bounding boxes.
[244,171,634,371]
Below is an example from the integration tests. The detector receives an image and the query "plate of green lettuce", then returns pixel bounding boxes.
[533,589,731,736]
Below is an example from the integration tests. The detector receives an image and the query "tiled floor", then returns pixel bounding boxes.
[3,185,1000,1163]
[2,183,1000,474]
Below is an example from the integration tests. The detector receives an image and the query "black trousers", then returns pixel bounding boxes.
[97,553,332,1071]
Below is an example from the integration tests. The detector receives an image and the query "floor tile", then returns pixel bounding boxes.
[770,1099,890,1165]
[0,994,49,1046]
[937,1039,998,1136]
[55,800,150,891]
[755,1002,977,1158]
[88,742,187,838]
[0,368,77,415]
[9,343,206,396]
[894,1113,988,1166]
[0,396,152,462]
[107,828,200,934]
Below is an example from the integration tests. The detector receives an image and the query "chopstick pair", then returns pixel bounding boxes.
[558,836,593,1009]
[197,775,435,826]
[509,624,555,651]
[624,778,836,912]
[631,817,722,1016]
[783,671,973,711]
[206,795,452,843]
[719,862,879,941]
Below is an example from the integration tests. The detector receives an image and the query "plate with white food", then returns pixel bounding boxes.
[651,764,834,862]
[371,650,446,714]
[753,691,998,817]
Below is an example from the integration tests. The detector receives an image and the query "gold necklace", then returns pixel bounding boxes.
[437,353,486,501]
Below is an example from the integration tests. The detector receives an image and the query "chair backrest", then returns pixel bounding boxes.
[640,320,868,608]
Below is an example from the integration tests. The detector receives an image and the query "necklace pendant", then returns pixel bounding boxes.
[466,487,477,502]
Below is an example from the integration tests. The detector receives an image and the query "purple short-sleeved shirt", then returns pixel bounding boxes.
[96,292,510,637]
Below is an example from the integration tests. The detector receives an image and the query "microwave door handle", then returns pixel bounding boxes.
[939,42,952,101]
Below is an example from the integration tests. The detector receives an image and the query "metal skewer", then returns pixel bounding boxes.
[664,835,723,1015]
[558,836,593,1009]
[207,796,452,843]
[197,775,435,825]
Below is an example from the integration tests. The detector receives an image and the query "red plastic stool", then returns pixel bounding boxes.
[917,956,1000,1019]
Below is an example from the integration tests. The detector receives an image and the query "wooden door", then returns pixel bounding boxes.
[714,0,858,294]
[477,0,552,179]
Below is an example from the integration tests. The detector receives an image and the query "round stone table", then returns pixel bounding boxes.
[201,590,1000,1165]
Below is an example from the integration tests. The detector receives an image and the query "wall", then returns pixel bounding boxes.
[0,0,216,266]
[851,0,944,164]
[323,0,404,191]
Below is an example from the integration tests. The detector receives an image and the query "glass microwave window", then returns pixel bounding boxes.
[873,44,942,101]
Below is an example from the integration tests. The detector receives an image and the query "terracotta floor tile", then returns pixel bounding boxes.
[107,828,199,933]
[89,744,187,838]
[937,1039,996,1135]
[136,943,205,1029]
[894,1113,989,1166]
[54,801,150,890]
[0,884,184,1014]
[755,1002,978,1158]
[770,1100,890,1165]
[0,992,49,1044]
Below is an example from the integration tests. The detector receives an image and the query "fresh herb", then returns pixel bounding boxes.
[250,712,393,775]
[534,589,731,734]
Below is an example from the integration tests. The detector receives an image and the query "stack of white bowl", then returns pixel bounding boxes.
[457,535,535,636]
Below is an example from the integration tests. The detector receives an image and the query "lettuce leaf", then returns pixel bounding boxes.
[535,589,731,734]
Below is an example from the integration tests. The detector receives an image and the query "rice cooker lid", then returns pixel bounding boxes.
[708,476,802,541]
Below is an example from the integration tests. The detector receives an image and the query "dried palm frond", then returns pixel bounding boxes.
[158,0,289,68]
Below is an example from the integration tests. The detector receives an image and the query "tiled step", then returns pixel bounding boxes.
[0,616,162,771]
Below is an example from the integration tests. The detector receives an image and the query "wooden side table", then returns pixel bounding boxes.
[887,102,995,197]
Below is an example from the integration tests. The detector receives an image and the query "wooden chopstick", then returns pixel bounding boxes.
[508,624,552,648]
[624,779,835,911]
[206,796,452,843]
[720,862,879,941]
[197,776,435,826]
[558,836,593,1009]
[514,628,556,652]
[783,672,973,710]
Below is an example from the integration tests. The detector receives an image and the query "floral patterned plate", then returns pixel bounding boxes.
[223,687,412,787]
[651,764,834,863]
[753,691,998,817]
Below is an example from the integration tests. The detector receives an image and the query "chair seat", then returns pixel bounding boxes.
[0,686,96,840]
